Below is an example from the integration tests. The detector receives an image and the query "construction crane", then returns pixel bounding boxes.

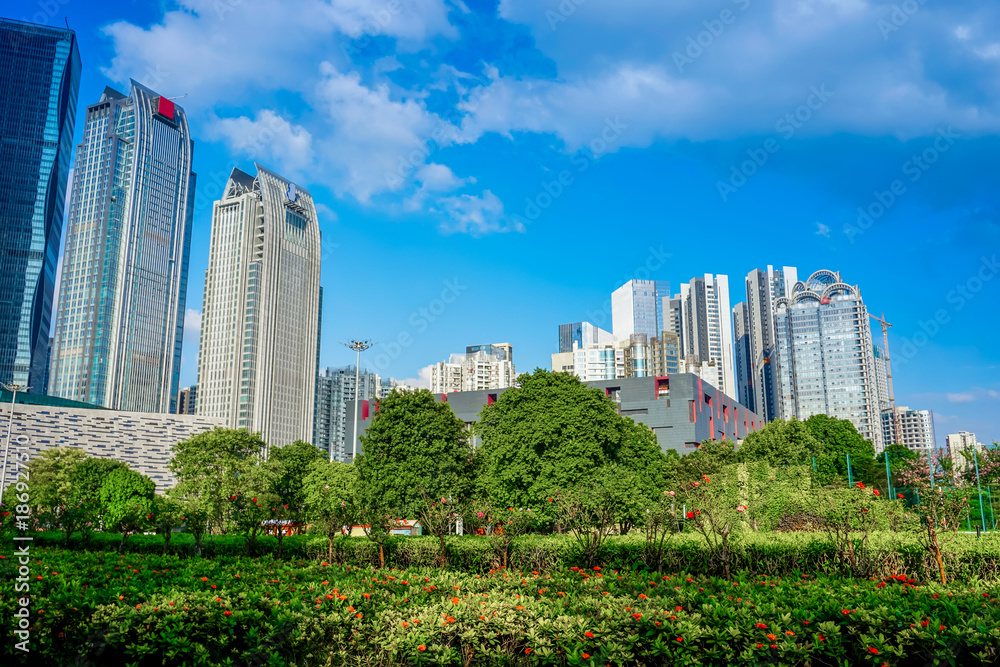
[870,313,903,447]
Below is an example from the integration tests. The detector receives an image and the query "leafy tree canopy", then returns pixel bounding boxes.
[474,370,668,509]
[68,457,128,505]
[269,440,324,511]
[99,466,155,543]
[25,447,89,512]
[356,389,472,516]
[736,419,821,466]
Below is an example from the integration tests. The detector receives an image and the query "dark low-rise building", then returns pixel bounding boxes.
[345,374,762,459]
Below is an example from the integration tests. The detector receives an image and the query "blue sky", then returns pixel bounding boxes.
[28,0,1000,446]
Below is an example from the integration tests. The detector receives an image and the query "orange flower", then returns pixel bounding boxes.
[451,597,460,605]
[785,631,795,636]
[767,634,777,641]
[402,621,408,628]
[446,616,456,624]
[201,577,208,582]
[582,652,590,659]
[363,593,371,599]
[418,645,426,652]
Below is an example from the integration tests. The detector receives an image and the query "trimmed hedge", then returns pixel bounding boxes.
[14,530,1000,582]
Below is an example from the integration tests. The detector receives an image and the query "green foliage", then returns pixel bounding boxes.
[67,457,127,505]
[676,439,738,479]
[24,446,89,517]
[4,544,1000,666]
[150,495,183,550]
[356,389,473,517]
[737,419,821,466]
[303,459,358,561]
[269,439,324,511]
[167,427,268,531]
[474,369,668,510]
[98,467,155,547]
[877,444,919,486]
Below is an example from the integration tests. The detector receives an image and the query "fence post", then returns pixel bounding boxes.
[812,457,817,488]
[846,453,853,487]
[884,454,892,498]
[972,448,987,533]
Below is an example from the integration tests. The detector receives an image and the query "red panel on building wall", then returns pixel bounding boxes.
[362,400,369,420]
[441,394,447,402]
[157,96,175,120]
[487,393,496,406]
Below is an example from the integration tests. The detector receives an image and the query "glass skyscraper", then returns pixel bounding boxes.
[49,81,196,413]
[773,270,884,450]
[0,19,80,390]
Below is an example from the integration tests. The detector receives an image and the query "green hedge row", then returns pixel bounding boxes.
[15,531,1000,582]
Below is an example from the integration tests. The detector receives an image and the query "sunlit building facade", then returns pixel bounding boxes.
[0,19,80,390]
[49,82,195,412]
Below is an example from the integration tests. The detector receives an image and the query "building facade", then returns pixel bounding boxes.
[678,274,735,399]
[882,406,934,453]
[0,19,80,391]
[177,385,197,415]
[738,265,797,421]
[947,431,986,475]
[196,166,322,449]
[49,82,196,413]
[648,331,682,376]
[558,321,616,354]
[732,302,753,409]
[773,270,884,451]
[430,344,515,394]
[313,366,383,463]
[345,375,763,457]
[0,390,222,493]
[611,280,670,339]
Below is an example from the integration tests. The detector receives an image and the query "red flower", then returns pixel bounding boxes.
[224,610,232,616]
[675,637,683,642]
[755,623,767,629]
[418,645,426,652]
[525,648,532,654]
[585,631,594,638]
[841,609,851,615]
[686,512,695,519]
[921,620,929,628]
[897,493,904,499]
[818,634,826,641]
[939,625,946,631]
[872,489,880,496]
[582,653,590,659]
[868,647,879,654]
[856,482,865,488]
[633,613,642,620]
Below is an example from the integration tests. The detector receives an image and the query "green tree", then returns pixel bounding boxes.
[67,457,127,505]
[24,447,89,521]
[168,428,268,533]
[876,444,919,486]
[474,370,667,512]
[737,419,821,467]
[99,467,155,549]
[805,415,877,487]
[149,494,183,553]
[676,439,739,481]
[303,460,358,562]
[356,389,473,516]
[223,463,280,553]
[269,440,324,514]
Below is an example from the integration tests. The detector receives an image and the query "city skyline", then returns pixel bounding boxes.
[6,1,998,448]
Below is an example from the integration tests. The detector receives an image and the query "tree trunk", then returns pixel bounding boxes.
[378,542,385,569]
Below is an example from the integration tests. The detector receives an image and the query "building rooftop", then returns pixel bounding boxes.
[0,391,106,411]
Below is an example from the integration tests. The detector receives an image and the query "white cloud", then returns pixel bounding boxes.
[435,190,525,235]
[947,392,976,403]
[988,389,1000,400]
[183,309,202,341]
[208,110,315,177]
[816,222,831,237]
[401,364,435,389]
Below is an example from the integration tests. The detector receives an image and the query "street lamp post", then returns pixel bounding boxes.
[341,340,374,463]
[0,383,30,497]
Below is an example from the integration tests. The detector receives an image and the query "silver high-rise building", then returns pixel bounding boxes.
[678,274,735,399]
[736,265,797,420]
[611,280,670,339]
[49,82,195,412]
[196,165,322,448]
[774,270,884,451]
[314,366,382,462]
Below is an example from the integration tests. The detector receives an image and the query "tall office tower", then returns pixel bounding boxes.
[0,20,80,390]
[558,321,616,354]
[648,331,682,376]
[49,82,195,412]
[946,431,985,475]
[732,302,753,409]
[314,366,382,462]
[872,344,891,413]
[773,270,884,451]
[742,265,797,420]
[679,274,735,398]
[430,344,516,394]
[611,280,670,339]
[177,385,198,415]
[665,296,684,351]
[882,407,934,453]
[196,165,321,447]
